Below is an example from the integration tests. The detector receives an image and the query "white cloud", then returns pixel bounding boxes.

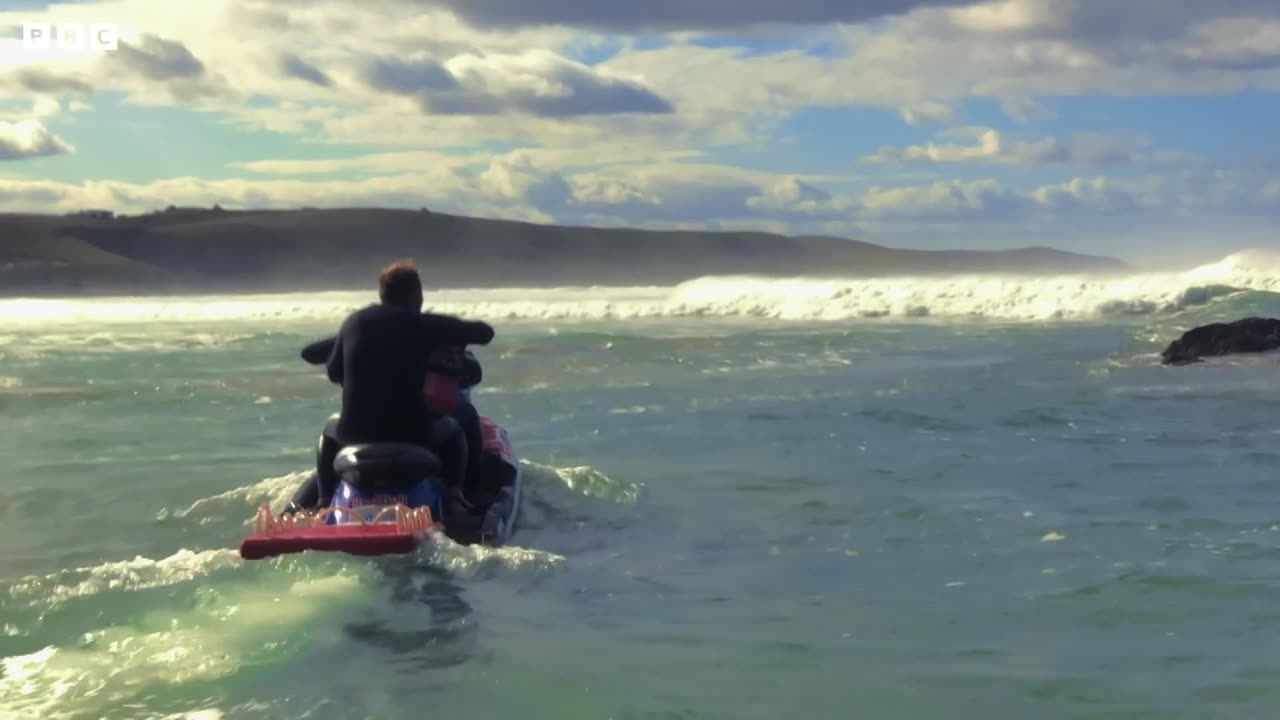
[861,179,1029,220]
[408,0,984,32]
[862,127,1178,168]
[746,176,850,219]
[360,49,674,117]
[1262,182,1280,204]
[31,97,62,119]
[0,119,72,160]
[899,101,955,125]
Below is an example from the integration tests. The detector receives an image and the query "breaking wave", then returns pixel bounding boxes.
[154,471,311,526]
[1,250,1276,325]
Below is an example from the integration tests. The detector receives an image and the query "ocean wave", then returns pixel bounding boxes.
[5,548,243,610]
[1,250,1277,325]
[656,250,1280,322]
[520,460,642,504]
[155,471,310,526]
[426,537,566,578]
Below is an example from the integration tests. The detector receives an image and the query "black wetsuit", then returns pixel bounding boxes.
[319,303,493,489]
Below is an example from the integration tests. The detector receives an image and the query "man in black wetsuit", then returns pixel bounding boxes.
[316,260,494,507]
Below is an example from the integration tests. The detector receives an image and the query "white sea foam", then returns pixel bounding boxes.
[0,250,1277,325]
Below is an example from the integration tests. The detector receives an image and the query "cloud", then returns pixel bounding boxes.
[747,177,849,219]
[9,69,94,96]
[103,34,231,101]
[599,1,1280,134]
[229,150,471,176]
[31,97,62,119]
[410,0,985,31]
[861,179,1032,221]
[359,50,675,117]
[862,127,1175,168]
[112,35,207,81]
[228,146,708,176]
[280,54,333,87]
[899,102,955,125]
[945,0,1280,45]
[928,0,1280,93]
[10,0,1276,159]
[363,57,458,94]
[0,119,73,160]
[479,151,573,212]
[1261,182,1280,204]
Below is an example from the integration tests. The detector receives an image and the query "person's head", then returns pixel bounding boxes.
[378,259,423,311]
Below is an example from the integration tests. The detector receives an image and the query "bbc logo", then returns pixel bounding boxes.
[22,23,119,52]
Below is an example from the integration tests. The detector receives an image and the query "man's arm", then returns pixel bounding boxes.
[463,350,482,386]
[418,313,495,346]
[300,336,336,365]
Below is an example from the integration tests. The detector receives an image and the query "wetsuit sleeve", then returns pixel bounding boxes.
[325,328,344,384]
[300,336,336,365]
[418,313,496,346]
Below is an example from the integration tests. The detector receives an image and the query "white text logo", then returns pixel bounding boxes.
[22,23,119,52]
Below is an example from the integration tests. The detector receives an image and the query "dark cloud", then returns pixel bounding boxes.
[112,35,207,81]
[424,78,673,117]
[281,54,333,86]
[994,0,1280,43]
[938,0,1280,69]
[363,58,458,93]
[408,0,983,31]
[13,69,93,96]
[1169,49,1280,73]
[105,34,231,101]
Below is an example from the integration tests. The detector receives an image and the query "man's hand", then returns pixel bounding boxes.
[446,485,475,517]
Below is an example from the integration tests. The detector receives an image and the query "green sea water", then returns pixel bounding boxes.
[3,270,1280,719]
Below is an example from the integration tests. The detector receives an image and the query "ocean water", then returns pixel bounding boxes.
[3,250,1280,720]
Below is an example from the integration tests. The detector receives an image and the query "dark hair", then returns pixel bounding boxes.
[378,260,422,307]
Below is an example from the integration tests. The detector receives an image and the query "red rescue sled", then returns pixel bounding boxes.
[239,504,439,560]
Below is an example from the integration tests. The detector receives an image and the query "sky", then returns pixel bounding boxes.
[3,0,1279,266]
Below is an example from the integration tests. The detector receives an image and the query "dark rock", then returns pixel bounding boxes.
[1161,317,1280,365]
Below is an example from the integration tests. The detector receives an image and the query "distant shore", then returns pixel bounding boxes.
[0,206,1130,297]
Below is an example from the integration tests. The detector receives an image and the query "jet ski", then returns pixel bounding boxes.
[239,346,522,561]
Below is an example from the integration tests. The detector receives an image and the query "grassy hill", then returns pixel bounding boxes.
[0,207,1129,296]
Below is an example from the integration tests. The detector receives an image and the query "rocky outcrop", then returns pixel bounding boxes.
[1161,317,1280,365]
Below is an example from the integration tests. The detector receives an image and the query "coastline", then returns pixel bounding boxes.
[0,207,1131,298]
